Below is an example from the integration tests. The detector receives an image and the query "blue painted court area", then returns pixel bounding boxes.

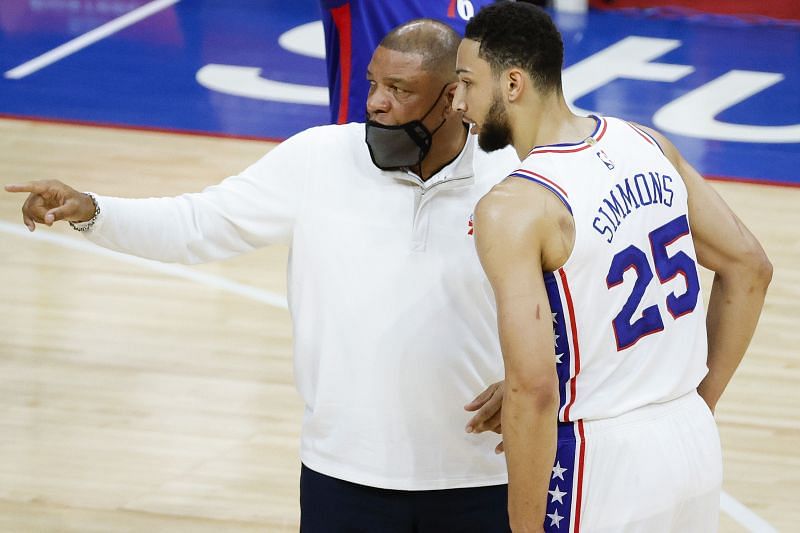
[0,0,797,185]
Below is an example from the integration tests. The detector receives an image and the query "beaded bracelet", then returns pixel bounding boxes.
[68,192,100,232]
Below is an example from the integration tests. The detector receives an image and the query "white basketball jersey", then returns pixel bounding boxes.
[512,116,708,422]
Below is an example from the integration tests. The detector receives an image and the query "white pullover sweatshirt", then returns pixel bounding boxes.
[85,123,520,490]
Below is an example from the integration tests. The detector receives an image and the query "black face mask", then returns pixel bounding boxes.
[365,84,449,171]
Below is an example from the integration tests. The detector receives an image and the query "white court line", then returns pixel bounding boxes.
[0,220,287,309]
[4,0,181,80]
[0,219,777,531]
[720,492,778,532]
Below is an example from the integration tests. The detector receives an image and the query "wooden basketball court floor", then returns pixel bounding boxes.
[0,117,797,531]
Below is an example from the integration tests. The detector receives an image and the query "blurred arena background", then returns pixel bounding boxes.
[0,1,797,531]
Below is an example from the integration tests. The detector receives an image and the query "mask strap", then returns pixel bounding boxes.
[421,83,450,139]
[420,83,450,122]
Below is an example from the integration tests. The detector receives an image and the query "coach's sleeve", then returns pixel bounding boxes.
[83,127,314,264]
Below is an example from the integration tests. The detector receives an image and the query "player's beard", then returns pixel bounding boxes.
[477,93,512,152]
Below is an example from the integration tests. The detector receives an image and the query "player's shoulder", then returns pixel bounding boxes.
[601,116,671,152]
[507,151,566,204]
[474,175,572,269]
[477,146,576,235]
[475,174,551,230]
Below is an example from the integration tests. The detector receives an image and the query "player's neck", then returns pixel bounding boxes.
[512,95,594,159]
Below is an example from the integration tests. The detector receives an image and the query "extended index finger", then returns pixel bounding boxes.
[5,181,49,194]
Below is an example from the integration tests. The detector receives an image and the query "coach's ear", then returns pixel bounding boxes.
[443,81,460,116]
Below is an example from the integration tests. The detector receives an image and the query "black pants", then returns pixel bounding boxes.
[300,464,511,533]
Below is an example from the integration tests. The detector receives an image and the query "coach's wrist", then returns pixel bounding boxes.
[69,193,100,232]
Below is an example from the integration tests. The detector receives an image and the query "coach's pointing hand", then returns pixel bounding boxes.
[5,180,95,232]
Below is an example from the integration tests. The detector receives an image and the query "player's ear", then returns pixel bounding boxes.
[505,68,525,103]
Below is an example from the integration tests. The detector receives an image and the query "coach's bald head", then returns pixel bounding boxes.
[378,19,461,83]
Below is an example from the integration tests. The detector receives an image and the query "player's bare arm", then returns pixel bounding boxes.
[641,126,773,412]
[5,180,95,231]
[473,178,572,532]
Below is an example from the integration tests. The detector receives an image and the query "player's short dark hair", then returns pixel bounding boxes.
[465,1,563,92]
[379,19,461,81]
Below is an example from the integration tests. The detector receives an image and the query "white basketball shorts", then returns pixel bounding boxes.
[544,390,722,532]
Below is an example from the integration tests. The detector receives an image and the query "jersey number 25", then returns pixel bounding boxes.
[606,215,700,351]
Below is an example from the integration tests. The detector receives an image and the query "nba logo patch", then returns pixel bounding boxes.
[596,149,615,170]
[467,213,474,235]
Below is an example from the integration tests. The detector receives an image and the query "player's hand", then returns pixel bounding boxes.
[5,180,95,232]
[465,380,505,454]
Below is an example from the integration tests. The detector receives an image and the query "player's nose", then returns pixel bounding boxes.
[452,85,467,113]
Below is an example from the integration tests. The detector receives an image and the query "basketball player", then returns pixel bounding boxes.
[6,20,520,532]
[453,2,772,531]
